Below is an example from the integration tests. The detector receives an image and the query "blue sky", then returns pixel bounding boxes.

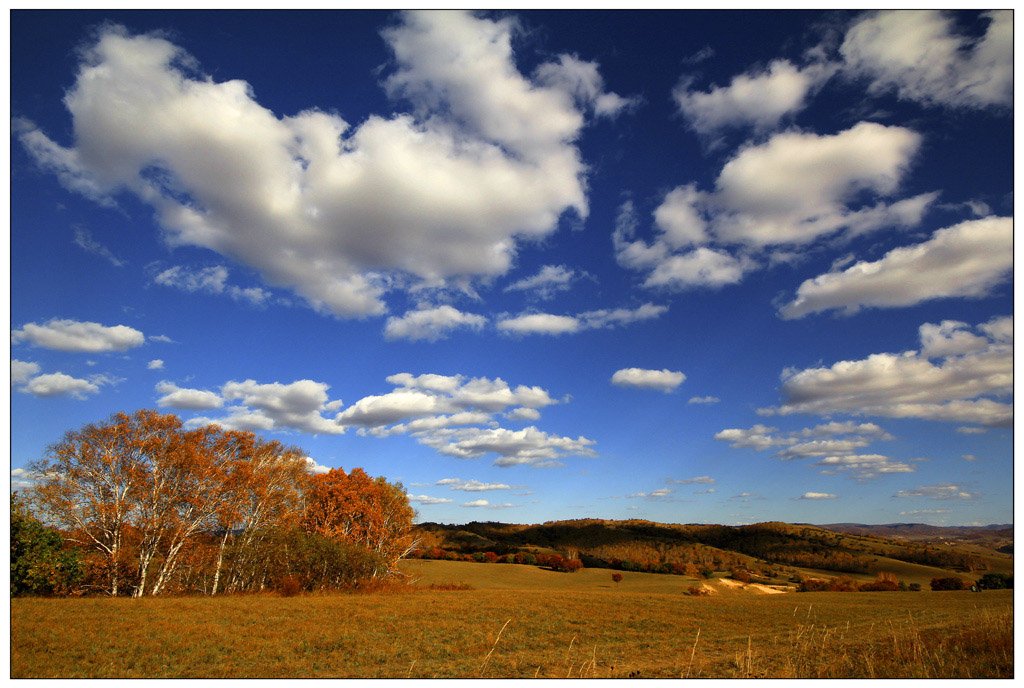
[10,10,1013,527]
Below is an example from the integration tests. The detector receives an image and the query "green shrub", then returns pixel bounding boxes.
[11,494,82,596]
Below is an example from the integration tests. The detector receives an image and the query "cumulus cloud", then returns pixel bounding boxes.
[435,478,513,492]
[794,492,838,500]
[383,305,487,342]
[147,359,165,370]
[666,476,716,485]
[12,468,39,491]
[767,315,1012,427]
[19,372,103,399]
[779,217,1012,319]
[611,367,685,392]
[220,379,346,435]
[496,303,667,336]
[893,483,981,500]
[418,426,596,467]
[840,10,1012,109]
[12,318,145,353]
[674,59,835,136]
[461,499,490,508]
[815,454,915,480]
[628,487,675,500]
[408,494,455,505]
[74,227,125,267]
[155,381,224,410]
[332,373,590,467]
[17,13,628,317]
[507,407,541,422]
[716,421,906,479]
[615,123,934,291]
[11,360,40,385]
[153,265,271,306]
[504,265,583,299]
[303,456,332,475]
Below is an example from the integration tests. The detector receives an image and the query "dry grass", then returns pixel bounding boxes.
[12,585,1011,679]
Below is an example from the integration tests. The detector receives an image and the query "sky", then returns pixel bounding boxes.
[9,9,1014,527]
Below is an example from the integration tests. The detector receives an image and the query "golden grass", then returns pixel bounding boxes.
[12,581,1011,679]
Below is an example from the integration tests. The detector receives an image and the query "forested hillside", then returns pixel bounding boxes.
[411,519,1008,580]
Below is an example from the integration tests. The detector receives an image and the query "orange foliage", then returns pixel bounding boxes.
[301,467,416,577]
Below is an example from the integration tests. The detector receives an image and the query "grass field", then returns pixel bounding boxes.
[12,560,1012,679]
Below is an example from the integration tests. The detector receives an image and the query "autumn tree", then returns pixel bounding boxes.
[301,467,417,578]
[26,410,311,596]
[11,493,82,596]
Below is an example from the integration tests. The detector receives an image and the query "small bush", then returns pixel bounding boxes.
[279,575,302,597]
[907,583,921,591]
[611,573,623,585]
[931,577,969,591]
[556,558,583,573]
[427,581,473,591]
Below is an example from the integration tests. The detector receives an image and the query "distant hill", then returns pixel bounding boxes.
[411,518,1011,583]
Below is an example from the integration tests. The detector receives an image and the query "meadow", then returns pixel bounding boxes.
[11,560,1012,679]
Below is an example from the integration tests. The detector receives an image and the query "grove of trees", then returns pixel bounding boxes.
[15,410,416,597]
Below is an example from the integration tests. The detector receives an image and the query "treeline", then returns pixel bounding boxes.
[13,410,415,597]
[410,547,583,572]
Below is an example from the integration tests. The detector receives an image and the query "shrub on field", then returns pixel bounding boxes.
[700,567,715,579]
[828,576,860,592]
[546,554,564,570]
[427,581,474,591]
[278,575,301,597]
[483,552,500,564]
[797,577,830,592]
[611,573,623,585]
[514,552,537,566]
[976,573,1013,590]
[907,583,921,591]
[10,493,82,597]
[931,577,969,591]
[730,568,751,584]
[860,572,899,592]
[556,558,583,573]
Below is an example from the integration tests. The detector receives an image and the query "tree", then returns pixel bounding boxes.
[611,572,623,585]
[301,467,416,578]
[11,493,81,596]
[26,410,311,596]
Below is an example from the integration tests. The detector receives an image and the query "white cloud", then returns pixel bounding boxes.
[769,316,1012,427]
[497,313,581,336]
[533,54,638,119]
[11,468,39,491]
[841,10,1012,109]
[815,454,915,479]
[688,396,720,405]
[383,305,487,342]
[611,367,685,392]
[504,265,582,299]
[155,381,224,410]
[12,318,145,353]
[17,14,622,317]
[666,476,716,485]
[11,360,40,385]
[409,494,455,505]
[674,59,834,136]
[303,456,332,475]
[149,334,175,343]
[899,509,952,516]
[74,227,125,267]
[220,379,345,435]
[780,217,1012,319]
[794,492,838,500]
[694,488,717,494]
[714,424,787,451]
[461,499,490,507]
[435,478,512,492]
[628,487,675,500]
[147,359,165,370]
[419,426,596,467]
[19,372,102,399]
[961,454,983,462]
[579,303,667,329]
[154,265,271,306]
[893,483,980,500]
[507,407,541,421]
[956,426,987,435]
[919,320,990,359]
[616,123,933,292]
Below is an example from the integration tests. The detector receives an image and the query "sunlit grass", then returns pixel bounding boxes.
[12,585,1011,678]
